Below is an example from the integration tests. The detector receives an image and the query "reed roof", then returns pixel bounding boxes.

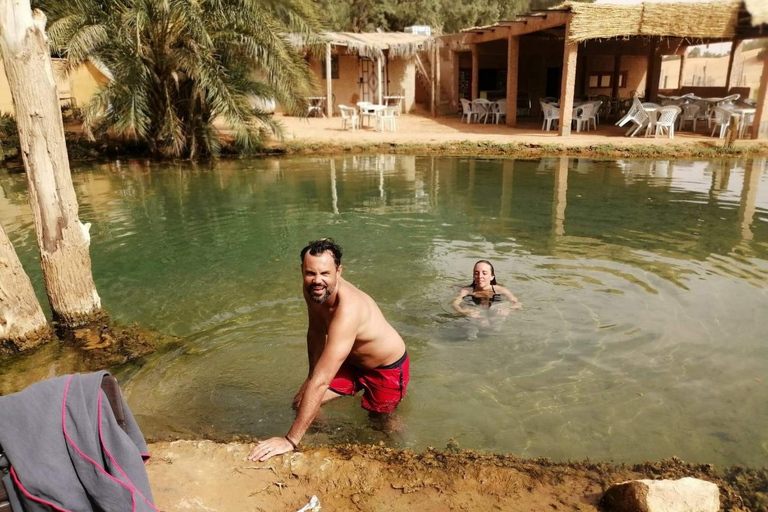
[565,1,740,42]
[321,32,434,59]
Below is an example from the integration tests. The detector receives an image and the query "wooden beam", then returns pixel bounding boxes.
[471,43,479,99]
[558,20,578,136]
[678,54,686,88]
[506,35,520,126]
[377,56,383,105]
[611,54,622,99]
[325,43,333,117]
[471,12,569,44]
[725,39,743,91]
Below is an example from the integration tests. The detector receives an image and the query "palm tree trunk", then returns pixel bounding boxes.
[0,4,102,327]
[0,222,51,352]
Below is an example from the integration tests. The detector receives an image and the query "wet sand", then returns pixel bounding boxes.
[146,440,758,512]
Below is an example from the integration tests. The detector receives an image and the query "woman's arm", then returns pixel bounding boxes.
[453,287,480,317]
[498,286,521,310]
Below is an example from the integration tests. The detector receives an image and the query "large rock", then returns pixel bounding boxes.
[601,477,719,512]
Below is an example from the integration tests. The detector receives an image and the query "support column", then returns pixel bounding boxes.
[725,39,743,91]
[611,54,622,100]
[325,43,333,117]
[377,55,383,105]
[435,44,441,116]
[558,24,578,136]
[430,45,436,116]
[678,53,687,89]
[471,44,479,99]
[752,52,768,139]
[506,35,520,126]
[645,41,662,101]
[452,50,460,112]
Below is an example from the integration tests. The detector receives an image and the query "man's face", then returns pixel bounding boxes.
[302,251,341,304]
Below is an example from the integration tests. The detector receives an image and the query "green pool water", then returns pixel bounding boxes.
[1,155,766,466]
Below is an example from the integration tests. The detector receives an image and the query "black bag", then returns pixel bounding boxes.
[0,375,127,512]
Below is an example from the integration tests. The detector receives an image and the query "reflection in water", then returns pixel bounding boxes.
[1,155,767,467]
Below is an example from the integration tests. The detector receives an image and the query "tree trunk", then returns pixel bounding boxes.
[0,4,102,327]
[0,221,51,353]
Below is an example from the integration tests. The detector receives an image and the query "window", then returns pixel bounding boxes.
[322,55,339,79]
[588,71,628,89]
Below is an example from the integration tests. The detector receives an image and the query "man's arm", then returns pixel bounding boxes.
[248,308,357,462]
[306,309,326,375]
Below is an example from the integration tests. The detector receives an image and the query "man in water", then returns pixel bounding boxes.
[248,238,409,462]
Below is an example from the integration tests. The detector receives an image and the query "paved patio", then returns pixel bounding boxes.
[274,109,759,148]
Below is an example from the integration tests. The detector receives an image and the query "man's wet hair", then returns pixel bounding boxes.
[301,238,343,267]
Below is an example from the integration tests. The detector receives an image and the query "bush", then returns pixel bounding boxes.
[0,113,20,158]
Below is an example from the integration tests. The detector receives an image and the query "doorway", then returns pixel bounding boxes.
[546,67,562,99]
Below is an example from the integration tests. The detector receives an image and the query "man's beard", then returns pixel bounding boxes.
[307,283,334,304]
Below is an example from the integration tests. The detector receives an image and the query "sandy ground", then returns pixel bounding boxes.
[146,441,751,512]
[272,108,761,149]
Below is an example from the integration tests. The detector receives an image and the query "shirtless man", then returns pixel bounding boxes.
[247,239,409,462]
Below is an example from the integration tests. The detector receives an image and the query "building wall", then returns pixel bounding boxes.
[387,58,416,113]
[309,51,418,114]
[582,54,648,98]
[0,59,107,114]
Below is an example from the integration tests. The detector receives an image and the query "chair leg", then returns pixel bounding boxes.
[669,125,674,139]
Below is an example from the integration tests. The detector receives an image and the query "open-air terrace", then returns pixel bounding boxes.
[274,109,766,149]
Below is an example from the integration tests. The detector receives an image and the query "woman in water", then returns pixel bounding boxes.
[453,260,521,318]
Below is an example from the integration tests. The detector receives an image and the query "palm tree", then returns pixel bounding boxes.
[38,0,322,159]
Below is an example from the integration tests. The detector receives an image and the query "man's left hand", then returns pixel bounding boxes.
[247,437,294,462]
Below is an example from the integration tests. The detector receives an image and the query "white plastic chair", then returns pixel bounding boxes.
[357,102,376,127]
[710,107,732,139]
[572,103,595,132]
[740,112,755,139]
[589,100,602,126]
[490,100,507,124]
[473,98,492,123]
[540,101,560,131]
[654,105,681,138]
[617,97,650,137]
[338,105,359,131]
[460,99,476,124]
[677,103,701,131]
[375,106,397,132]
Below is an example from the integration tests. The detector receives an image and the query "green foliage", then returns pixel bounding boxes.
[313,0,564,34]
[0,113,20,158]
[36,0,323,159]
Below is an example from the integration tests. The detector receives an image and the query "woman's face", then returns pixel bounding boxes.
[473,262,494,288]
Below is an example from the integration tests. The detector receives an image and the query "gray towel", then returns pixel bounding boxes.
[0,371,155,512]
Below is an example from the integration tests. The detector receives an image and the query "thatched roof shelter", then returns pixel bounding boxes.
[565,1,740,42]
[318,32,434,59]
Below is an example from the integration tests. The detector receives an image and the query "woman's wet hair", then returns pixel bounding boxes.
[301,238,343,267]
[471,260,497,286]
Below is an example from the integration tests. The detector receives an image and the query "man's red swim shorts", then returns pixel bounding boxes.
[329,352,409,413]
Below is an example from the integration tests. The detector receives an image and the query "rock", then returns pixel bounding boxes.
[601,477,719,512]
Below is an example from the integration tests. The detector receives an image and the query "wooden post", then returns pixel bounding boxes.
[0,2,102,327]
[506,35,519,127]
[725,39,743,91]
[430,45,436,116]
[377,55,383,105]
[752,51,768,140]
[435,43,441,116]
[678,54,686,89]
[471,44,479,100]
[645,41,662,102]
[325,43,333,117]
[558,23,578,136]
[611,54,622,100]
[452,50,460,112]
